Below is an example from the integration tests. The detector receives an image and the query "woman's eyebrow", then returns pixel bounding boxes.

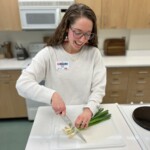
[73,27,92,33]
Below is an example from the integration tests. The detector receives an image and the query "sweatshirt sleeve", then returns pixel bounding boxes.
[84,48,106,115]
[16,47,55,105]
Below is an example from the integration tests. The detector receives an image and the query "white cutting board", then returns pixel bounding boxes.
[29,104,126,150]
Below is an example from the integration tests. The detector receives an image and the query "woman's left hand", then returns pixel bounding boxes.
[75,108,93,129]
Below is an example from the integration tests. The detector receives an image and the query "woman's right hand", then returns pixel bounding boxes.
[51,92,66,115]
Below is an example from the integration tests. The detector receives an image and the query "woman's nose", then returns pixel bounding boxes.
[79,35,88,42]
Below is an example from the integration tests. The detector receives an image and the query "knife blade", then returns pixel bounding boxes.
[61,114,87,143]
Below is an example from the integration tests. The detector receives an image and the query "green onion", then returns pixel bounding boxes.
[88,108,111,127]
[78,108,111,130]
[89,114,111,127]
[93,108,104,118]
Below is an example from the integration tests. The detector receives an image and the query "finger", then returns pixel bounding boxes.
[57,106,65,115]
[79,121,88,129]
[75,119,82,128]
[60,110,66,116]
[80,118,90,128]
[55,111,61,115]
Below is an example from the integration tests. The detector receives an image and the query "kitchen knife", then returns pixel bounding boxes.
[61,114,87,143]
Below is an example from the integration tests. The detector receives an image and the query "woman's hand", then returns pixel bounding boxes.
[51,92,66,115]
[75,108,93,129]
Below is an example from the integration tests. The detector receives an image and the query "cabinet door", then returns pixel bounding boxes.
[127,0,150,29]
[101,0,129,29]
[0,70,27,118]
[103,68,129,104]
[75,0,102,28]
[127,67,150,104]
[0,0,21,31]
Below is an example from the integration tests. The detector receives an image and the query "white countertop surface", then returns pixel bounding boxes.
[25,104,142,150]
[0,50,150,70]
[0,58,31,70]
[102,50,150,67]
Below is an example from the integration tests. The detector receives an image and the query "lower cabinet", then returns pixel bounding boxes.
[103,68,129,103]
[127,67,150,103]
[0,70,27,118]
[103,67,150,104]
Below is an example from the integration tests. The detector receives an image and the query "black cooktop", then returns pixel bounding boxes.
[132,106,150,131]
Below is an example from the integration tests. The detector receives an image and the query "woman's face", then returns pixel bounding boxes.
[67,17,93,53]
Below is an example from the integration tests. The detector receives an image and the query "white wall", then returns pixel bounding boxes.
[0,30,54,56]
[98,29,150,51]
[128,30,150,50]
[0,30,53,47]
[1,29,150,56]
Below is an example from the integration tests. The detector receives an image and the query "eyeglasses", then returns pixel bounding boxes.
[70,27,95,40]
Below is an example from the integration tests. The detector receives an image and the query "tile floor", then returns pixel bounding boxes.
[0,118,33,150]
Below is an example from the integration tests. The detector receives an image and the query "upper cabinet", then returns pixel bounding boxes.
[127,0,150,29]
[101,0,129,29]
[76,0,150,29]
[75,0,102,28]
[0,0,21,31]
[76,0,129,29]
[1,0,150,30]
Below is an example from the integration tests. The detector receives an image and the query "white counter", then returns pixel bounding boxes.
[0,50,150,70]
[102,50,150,67]
[0,58,31,70]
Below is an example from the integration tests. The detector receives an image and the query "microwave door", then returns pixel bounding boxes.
[20,9,60,30]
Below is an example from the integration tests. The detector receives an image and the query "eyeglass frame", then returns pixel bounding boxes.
[69,26,95,40]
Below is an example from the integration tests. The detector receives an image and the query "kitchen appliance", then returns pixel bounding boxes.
[18,0,74,30]
[118,104,150,150]
[132,106,150,131]
[16,43,29,60]
[103,38,126,56]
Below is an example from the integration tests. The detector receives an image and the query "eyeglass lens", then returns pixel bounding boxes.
[70,27,94,40]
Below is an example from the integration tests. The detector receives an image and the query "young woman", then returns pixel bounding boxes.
[16,3,106,129]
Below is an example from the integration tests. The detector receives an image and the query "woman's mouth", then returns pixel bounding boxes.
[74,41,83,48]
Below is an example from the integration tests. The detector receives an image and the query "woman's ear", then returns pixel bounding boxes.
[64,35,68,42]
[64,31,69,42]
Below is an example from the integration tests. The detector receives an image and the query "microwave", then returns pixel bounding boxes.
[19,9,60,30]
[18,0,74,30]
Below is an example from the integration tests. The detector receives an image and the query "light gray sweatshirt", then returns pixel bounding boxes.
[16,45,106,115]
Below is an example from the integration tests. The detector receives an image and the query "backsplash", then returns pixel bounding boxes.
[0,29,150,57]
[128,30,150,50]
[0,30,54,57]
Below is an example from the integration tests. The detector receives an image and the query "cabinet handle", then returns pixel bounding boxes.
[110,78,121,84]
[111,82,120,85]
[136,77,147,84]
[111,72,122,75]
[110,91,119,97]
[0,74,11,78]
[4,81,9,84]
[110,94,119,97]
[135,91,144,97]
[137,81,146,84]
[138,71,148,74]
[135,93,144,97]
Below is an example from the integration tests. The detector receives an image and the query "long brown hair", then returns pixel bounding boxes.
[47,3,98,47]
